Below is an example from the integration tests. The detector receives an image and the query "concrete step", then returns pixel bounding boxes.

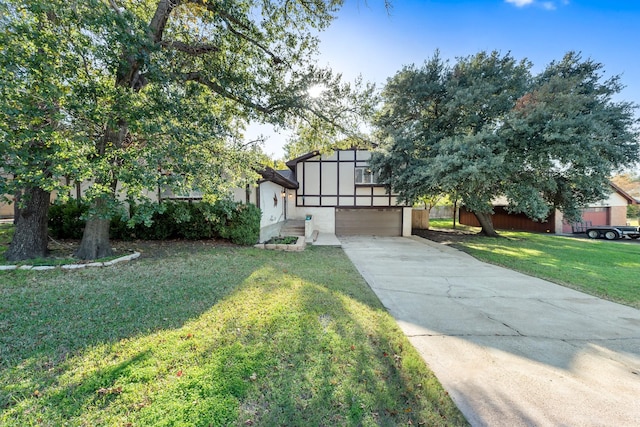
[280,219,305,236]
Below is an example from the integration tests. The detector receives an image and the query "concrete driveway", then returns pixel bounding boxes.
[340,236,640,427]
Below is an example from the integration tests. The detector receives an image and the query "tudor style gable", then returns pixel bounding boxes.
[286,149,407,208]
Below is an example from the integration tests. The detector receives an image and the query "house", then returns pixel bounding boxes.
[3,149,412,242]
[257,149,412,242]
[458,182,637,234]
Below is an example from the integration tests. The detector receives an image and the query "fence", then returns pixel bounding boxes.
[412,206,456,229]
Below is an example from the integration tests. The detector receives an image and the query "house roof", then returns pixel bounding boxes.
[609,181,638,205]
[258,167,298,189]
[285,150,320,170]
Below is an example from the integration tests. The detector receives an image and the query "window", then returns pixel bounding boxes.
[355,167,379,185]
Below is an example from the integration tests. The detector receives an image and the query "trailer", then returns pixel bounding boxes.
[584,226,640,240]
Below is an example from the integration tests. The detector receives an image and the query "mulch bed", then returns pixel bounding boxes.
[412,227,482,245]
[47,237,239,261]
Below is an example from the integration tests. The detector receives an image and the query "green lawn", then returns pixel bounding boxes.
[0,224,12,259]
[0,243,466,426]
[429,219,640,308]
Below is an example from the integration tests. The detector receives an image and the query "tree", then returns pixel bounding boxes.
[2,0,373,260]
[501,53,639,224]
[283,75,377,158]
[372,51,639,236]
[0,2,91,261]
[73,0,374,259]
[610,173,640,197]
[372,51,531,236]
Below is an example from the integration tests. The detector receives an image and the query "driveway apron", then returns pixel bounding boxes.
[340,236,640,427]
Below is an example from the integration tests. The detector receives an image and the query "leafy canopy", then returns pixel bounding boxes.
[1,0,372,209]
[371,51,639,227]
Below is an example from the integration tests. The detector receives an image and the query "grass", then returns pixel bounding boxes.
[0,244,466,426]
[0,224,12,260]
[429,219,640,308]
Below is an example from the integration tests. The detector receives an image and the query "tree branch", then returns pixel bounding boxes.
[183,71,277,114]
[183,72,360,141]
[187,0,287,67]
[150,0,181,43]
[160,40,220,55]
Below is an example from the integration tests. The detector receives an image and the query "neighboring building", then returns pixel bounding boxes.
[0,197,12,218]
[0,172,14,218]
[459,182,637,234]
[257,149,412,242]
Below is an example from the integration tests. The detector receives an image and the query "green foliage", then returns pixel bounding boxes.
[214,201,261,245]
[3,0,374,258]
[266,236,298,244]
[175,203,215,241]
[49,199,260,244]
[48,201,89,239]
[0,224,13,259]
[0,1,92,203]
[372,51,640,231]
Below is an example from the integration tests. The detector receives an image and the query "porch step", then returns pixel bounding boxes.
[280,219,305,237]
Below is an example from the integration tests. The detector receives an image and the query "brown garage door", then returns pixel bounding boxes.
[335,208,402,236]
[561,207,611,233]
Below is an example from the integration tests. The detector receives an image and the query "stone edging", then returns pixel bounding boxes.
[254,236,306,252]
[0,252,141,271]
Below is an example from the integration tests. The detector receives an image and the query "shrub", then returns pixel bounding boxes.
[48,201,88,239]
[134,202,179,240]
[213,200,261,245]
[48,198,261,244]
[178,203,214,240]
[109,214,132,240]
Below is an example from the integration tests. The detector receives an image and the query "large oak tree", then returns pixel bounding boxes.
[1,0,372,260]
[371,51,639,236]
[0,2,92,260]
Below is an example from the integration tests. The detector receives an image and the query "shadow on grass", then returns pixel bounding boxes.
[454,232,640,307]
[0,248,259,409]
[235,281,418,425]
[0,246,465,426]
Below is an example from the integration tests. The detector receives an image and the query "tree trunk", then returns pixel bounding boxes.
[474,211,500,237]
[6,187,51,261]
[75,197,113,260]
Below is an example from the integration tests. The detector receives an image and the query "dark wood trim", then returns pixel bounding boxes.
[294,149,409,208]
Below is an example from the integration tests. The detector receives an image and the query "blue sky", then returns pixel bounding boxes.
[253,0,640,159]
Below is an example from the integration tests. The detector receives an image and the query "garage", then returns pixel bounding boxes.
[561,207,611,233]
[335,208,403,236]
[580,207,610,225]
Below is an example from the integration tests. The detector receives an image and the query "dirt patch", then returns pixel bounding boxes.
[412,227,483,246]
[47,238,239,261]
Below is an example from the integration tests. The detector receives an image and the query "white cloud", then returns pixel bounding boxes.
[505,0,569,10]
[505,0,535,6]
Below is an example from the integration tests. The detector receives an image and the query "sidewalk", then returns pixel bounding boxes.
[341,235,640,427]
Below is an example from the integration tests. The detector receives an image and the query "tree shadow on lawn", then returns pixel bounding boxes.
[0,247,259,409]
[233,278,458,426]
[0,246,465,426]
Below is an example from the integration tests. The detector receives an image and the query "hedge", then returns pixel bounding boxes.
[48,199,261,245]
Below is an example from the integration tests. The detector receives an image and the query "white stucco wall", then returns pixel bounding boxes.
[402,207,413,237]
[259,181,286,228]
[288,205,335,233]
[590,191,629,208]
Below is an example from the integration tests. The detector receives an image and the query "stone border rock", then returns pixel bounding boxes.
[0,252,141,271]
[254,236,306,252]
